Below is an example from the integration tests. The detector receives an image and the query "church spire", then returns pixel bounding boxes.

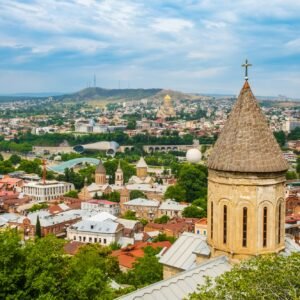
[208,65,288,173]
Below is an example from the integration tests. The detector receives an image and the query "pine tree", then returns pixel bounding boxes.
[35,216,42,238]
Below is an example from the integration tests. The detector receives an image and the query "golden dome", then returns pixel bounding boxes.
[164,94,171,101]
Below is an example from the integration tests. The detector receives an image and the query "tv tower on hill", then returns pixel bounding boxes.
[93,74,97,87]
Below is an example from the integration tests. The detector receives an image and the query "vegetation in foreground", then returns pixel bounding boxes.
[190,253,300,300]
[0,230,163,300]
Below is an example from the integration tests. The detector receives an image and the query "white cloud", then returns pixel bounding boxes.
[151,18,194,34]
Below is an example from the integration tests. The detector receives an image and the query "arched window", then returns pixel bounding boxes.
[242,207,247,247]
[278,203,281,244]
[263,207,267,247]
[223,205,227,244]
[211,202,214,239]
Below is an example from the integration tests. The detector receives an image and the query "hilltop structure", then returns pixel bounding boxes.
[156,94,176,119]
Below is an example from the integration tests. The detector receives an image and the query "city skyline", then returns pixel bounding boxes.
[1,1,300,96]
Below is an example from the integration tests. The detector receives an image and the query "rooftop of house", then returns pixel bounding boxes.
[86,199,118,205]
[159,232,210,271]
[117,256,231,300]
[159,200,188,211]
[64,241,84,255]
[111,241,171,269]
[124,197,160,207]
[69,218,122,234]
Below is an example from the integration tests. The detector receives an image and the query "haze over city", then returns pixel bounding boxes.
[0,1,300,300]
[1,0,300,96]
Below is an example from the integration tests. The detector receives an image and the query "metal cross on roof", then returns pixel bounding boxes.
[241,59,252,81]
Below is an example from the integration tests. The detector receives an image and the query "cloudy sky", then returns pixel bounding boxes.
[1,0,300,97]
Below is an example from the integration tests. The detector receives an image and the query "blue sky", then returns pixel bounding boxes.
[1,0,300,97]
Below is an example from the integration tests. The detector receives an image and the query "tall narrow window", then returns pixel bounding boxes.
[242,207,247,247]
[211,202,214,239]
[278,204,281,244]
[263,207,267,247]
[223,205,227,244]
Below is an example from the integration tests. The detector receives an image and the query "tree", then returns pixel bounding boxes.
[18,159,42,174]
[66,244,119,299]
[35,216,42,238]
[127,119,137,130]
[286,171,298,180]
[297,157,300,175]
[9,154,21,165]
[0,153,4,161]
[121,246,163,288]
[64,190,79,198]
[164,184,186,202]
[153,233,176,244]
[24,235,68,299]
[177,164,208,202]
[0,229,26,299]
[27,203,48,212]
[122,210,137,220]
[288,127,300,141]
[190,253,300,300]
[130,190,147,200]
[154,215,170,224]
[102,191,120,202]
[273,131,286,147]
[182,205,205,218]
[192,197,207,212]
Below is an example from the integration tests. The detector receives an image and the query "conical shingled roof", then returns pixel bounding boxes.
[208,81,288,173]
[95,160,106,174]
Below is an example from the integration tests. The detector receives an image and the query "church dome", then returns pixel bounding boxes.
[95,160,106,174]
[208,81,288,173]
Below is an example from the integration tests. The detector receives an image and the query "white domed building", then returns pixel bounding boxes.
[186,148,202,164]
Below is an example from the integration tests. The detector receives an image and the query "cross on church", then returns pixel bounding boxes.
[242,59,252,81]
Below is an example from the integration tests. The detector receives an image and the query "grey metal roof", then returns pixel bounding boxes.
[124,198,160,207]
[159,200,187,211]
[159,232,210,270]
[70,218,120,234]
[282,236,300,256]
[118,256,231,300]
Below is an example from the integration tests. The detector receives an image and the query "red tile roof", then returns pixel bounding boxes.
[111,241,171,269]
[64,241,84,255]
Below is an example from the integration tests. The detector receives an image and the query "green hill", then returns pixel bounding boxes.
[55,87,163,101]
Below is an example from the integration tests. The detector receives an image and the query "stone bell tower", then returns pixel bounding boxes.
[115,161,124,186]
[207,76,288,260]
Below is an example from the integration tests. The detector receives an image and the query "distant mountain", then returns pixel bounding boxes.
[54,87,202,102]
[55,87,163,101]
